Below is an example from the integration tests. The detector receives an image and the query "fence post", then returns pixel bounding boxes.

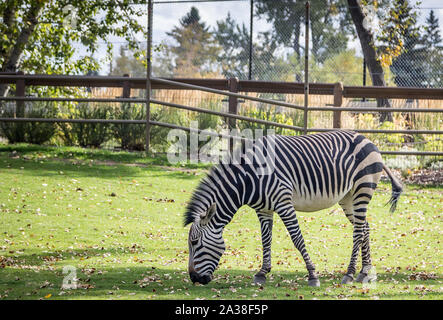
[14,71,26,142]
[228,77,238,151]
[122,74,131,98]
[248,0,254,80]
[15,71,25,118]
[333,82,343,129]
[145,0,153,153]
[303,1,310,135]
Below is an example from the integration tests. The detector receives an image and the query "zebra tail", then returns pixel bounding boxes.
[383,164,403,213]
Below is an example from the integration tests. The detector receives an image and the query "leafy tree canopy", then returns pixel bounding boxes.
[166,6,219,77]
[0,0,146,77]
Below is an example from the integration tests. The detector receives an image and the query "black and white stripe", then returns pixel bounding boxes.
[185,130,403,286]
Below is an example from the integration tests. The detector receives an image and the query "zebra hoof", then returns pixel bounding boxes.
[253,273,267,285]
[356,272,377,283]
[308,278,320,287]
[341,274,354,285]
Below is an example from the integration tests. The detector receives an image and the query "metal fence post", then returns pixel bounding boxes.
[362,58,366,102]
[16,71,25,118]
[333,82,343,129]
[228,77,239,151]
[303,1,310,135]
[248,0,254,80]
[145,0,153,153]
[14,71,26,142]
[122,74,131,98]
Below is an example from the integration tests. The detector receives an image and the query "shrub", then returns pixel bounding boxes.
[57,103,113,148]
[73,103,113,148]
[0,101,57,144]
[111,102,146,151]
[237,105,299,136]
[190,99,224,150]
[149,104,189,153]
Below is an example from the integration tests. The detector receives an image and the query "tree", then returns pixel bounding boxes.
[214,14,293,81]
[390,16,427,87]
[112,45,146,78]
[213,13,250,79]
[423,10,442,46]
[167,7,219,77]
[255,0,354,80]
[347,0,395,121]
[252,32,294,81]
[422,10,443,87]
[311,49,364,85]
[0,0,146,96]
[255,0,305,66]
[309,0,354,63]
[348,0,419,121]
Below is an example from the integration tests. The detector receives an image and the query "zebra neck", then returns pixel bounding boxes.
[204,164,243,230]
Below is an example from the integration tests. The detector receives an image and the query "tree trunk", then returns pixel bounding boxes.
[0,1,44,97]
[347,0,393,122]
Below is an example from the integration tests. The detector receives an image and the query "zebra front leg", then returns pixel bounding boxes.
[277,206,320,287]
[253,212,274,285]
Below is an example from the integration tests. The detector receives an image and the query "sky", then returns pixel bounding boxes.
[91,0,443,75]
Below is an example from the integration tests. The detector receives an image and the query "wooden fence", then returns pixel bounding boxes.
[0,73,442,156]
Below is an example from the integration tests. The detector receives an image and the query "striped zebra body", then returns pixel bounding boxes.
[185,130,402,286]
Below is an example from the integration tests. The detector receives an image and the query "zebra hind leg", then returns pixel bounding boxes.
[355,221,377,283]
[341,188,376,285]
[253,212,274,285]
[340,207,375,284]
[276,205,320,287]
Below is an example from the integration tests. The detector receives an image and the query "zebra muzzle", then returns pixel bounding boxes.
[190,271,212,285]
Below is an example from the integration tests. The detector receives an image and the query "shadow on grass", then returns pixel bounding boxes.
[0,144,212,170]
[1,254,441,300]
[0,144,146,162]
[0,154,207,181]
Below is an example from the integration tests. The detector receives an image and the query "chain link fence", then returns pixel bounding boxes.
[147,0,442,88]
[1,0,441,171]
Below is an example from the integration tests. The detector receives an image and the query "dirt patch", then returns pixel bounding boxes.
[382,169,443,186]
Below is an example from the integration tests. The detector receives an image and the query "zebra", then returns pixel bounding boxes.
[184,130,402,287]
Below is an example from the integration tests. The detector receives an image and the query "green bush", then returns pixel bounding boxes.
[190,100,223,150]
[58,103,113,148]
[149,104,189,153]
[111,102,146,151]
[73,103,113,148]
[238,105,299,136]
[0,102,57,144]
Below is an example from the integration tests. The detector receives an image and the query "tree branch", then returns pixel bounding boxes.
[1,1,45,73]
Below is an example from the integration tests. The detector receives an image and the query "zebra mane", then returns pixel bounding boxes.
[183,163,235,227]
[183,173,216,227]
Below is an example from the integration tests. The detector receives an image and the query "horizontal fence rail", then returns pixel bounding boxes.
[150,98,305,131]
[151,77,306,111]
[1,74,443,99]
[0,73,442,156]
[0,117,249,141]
[1,96,442,114]
[1,95,442,114]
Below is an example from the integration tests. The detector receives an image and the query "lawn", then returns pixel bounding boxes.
[0,144,441,300]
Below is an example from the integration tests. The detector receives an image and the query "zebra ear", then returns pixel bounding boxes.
[200,203,216,225]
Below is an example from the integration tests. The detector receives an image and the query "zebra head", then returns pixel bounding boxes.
[187,203,225,285]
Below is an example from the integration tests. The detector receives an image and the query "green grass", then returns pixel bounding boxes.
[0,144,441,300]
[0,143,211,169]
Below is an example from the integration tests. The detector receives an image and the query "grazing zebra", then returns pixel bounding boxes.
[184,130,402,287]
